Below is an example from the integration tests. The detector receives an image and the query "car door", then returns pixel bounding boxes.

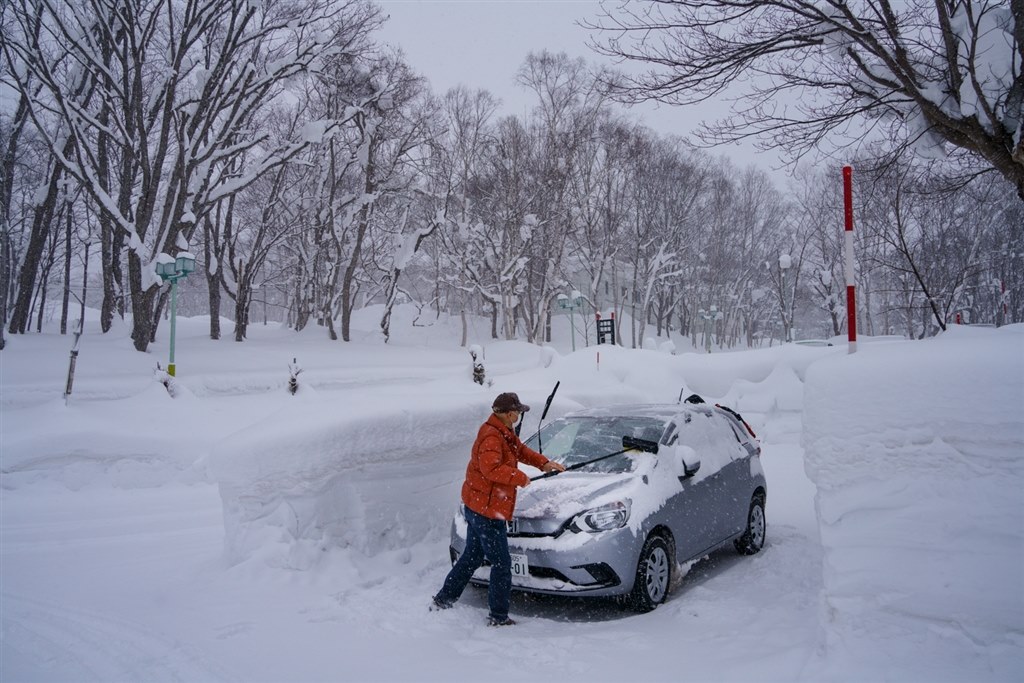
[662,412,735,560]
[667,409,749,552]
[705,412,756,539]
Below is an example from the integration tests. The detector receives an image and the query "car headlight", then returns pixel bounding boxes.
[569,500,630,533]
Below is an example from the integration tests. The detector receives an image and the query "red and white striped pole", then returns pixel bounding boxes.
[843,166,857,353]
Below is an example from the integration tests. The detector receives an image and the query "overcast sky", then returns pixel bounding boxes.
[376,0,783,174]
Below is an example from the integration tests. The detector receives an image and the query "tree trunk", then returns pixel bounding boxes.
[234,287,248,341]
[340,205,371,342]
[34,229,58,333]
[380,273,397,343]
[35,277,48,333]
[127,252,158,352]
[100,215,115,332]
[151,288,168,343]
[9,160,62,334]
[294,285,310,331]
[233,261,250,342]
[61,202,72,334]
[208,274,222,340]
[0,230,9,350]
[324,308,337,341]
[0,92,29,349]
[204,216,221,340]
[80,240,90,326]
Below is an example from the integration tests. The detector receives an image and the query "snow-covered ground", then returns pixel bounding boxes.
[1,306,1021,682]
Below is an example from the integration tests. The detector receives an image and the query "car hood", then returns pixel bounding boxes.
[512,472,636,534]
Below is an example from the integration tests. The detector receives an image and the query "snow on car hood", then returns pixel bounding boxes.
[515,471,636,521]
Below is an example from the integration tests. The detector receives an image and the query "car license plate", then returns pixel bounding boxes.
[510,553,529,578]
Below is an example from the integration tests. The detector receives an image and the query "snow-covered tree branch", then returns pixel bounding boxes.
[589,1,1024,199]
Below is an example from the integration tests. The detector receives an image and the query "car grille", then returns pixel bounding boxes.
[449,547,620,589]
[506,518,570,538]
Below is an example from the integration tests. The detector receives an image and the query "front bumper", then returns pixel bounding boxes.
[449,520,642,597]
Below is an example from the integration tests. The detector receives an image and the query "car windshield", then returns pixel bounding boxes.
[524,416,666,474]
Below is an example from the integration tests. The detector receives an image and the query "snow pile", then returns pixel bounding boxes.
[802,324,1024,680]
[206,391,491,567]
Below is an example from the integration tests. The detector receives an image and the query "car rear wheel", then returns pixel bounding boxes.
[734,493,766,555]
[628,535,672,612]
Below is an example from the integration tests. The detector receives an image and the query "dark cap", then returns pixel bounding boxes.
[492,392,530,413]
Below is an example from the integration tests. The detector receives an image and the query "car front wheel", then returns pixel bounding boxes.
[628,535,672,612]
[734,493,766,555]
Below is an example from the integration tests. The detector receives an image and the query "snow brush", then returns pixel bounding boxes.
[530,435,659,481]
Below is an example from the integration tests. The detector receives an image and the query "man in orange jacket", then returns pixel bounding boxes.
[431,392,565,626]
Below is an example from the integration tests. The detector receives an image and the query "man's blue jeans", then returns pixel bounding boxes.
[434,506,512,620]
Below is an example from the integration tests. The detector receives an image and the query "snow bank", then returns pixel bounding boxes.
[802,324,1024,680]
[206,391,491,567]
[2,383,214,490]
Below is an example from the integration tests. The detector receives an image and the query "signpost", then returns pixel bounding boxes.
[843,166,857,353]
[556,290,584,351]
[596,311,616,345]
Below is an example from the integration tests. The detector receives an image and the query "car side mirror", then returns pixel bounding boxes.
[682,459,701,479]
[670,444,701,480]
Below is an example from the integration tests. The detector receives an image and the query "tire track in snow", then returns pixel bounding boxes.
[1,592,236,682]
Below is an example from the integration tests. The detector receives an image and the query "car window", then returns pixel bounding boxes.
[708,415,748,460]
[719,415,746,443]
[526,416,665,474]
[674,411,741,479]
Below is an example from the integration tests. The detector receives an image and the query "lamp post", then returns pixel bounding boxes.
[698,305,722,353]
[156,252,196,376]
[779,253,792,343]
[557,289,583,351]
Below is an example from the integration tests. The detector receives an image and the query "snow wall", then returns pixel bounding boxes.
[802,325,1024,680]
[206,393,489,569]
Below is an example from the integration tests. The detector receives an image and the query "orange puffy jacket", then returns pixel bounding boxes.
[461,413,550,521]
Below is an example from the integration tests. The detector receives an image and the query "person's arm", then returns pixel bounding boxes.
[516,441,566,474]
[476,434,530,487]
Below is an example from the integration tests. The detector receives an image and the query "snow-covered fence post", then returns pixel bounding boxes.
[843,166,857,353]
[63,318,83,405]
[288,358,302,395]
[469,345,487,386]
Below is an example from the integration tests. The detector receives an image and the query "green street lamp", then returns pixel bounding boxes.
[156,252,196,377]
[557,290,583,352]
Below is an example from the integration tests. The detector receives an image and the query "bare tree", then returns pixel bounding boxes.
[792,170,846,336]
[431,86,502,342]
[588,1,1024,199]
[857,156,1001,335]
[2,0,381,351]
[516,51,608,344]
[563,116,636,342]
